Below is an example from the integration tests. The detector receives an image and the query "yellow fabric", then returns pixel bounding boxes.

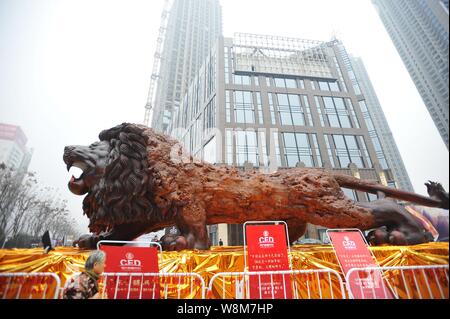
[0,243,448,299]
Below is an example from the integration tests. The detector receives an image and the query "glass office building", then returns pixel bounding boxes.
[168,34,401,245]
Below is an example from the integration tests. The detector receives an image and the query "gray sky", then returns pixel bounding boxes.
[0,0,448,233]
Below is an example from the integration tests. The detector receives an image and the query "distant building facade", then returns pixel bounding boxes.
[0,123,33,178]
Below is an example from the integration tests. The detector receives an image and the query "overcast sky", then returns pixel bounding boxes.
[0,0,448,233]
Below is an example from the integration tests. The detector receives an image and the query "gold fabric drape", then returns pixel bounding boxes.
[0,243,448,299]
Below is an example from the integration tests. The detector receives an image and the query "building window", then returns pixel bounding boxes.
[328,81,340,92]
[357,135,372,168]
[274,77,297,89]
[234,91,255,124]
[209,229,217,246]
[207,54,216,98]
[345,98,360,128]
[337,44,361,95]
[366,193,378,202]
[204,97,216,134]
[311,134,322,167]
[235,130,259,166]
[334,135,362,168]
[268,93,276,125]
[234,74,251,85]
[276,94,305,126]
[255,92,264,124]
[183,129,191,153]
[224,49,230,84]
[318,81,329,91]
[318,229,328,242]
[258,130,268,167]
[324,134,336,167]
[285,78,297,89]
[206,131,260,170]
[194,115,202,152]
[298,79,305,89]
[358,100,388,169]
[301,95,313,126]
[371,136,388,169]
[348,70,361,95]
[273,131,281,167]
[254,76,259,86]
[321,96,352,128]
[314,96,325,127]
[225,129,233,165]
[281,133,320,167]
[203,136,216,164]
[342,188,357,201]
[333,56,348,92]
[324,134,372,169]
[387,181,397,188]
[225,90,231,123]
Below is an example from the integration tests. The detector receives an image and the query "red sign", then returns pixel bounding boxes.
[328,230,394,299]
[245,224,292,299]
[100,246,160,299]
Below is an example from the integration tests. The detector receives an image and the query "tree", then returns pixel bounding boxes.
[0,163,82,248]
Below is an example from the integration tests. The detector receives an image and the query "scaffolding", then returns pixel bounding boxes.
[232,33,333,79]
[144,0,172,127]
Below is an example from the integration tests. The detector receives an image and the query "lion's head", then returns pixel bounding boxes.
[63,123,159,233]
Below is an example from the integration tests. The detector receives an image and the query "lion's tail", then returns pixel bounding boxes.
[332,173,446,209]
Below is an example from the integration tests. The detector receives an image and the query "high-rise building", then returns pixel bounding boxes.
[151,0,222,133]
[0,123,34,180]
[372,0,449,149]
[349,55,415,192]
[168,34,399,245]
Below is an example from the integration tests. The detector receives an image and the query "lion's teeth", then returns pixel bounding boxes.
[70,161,88,172]
[69,166,83,179]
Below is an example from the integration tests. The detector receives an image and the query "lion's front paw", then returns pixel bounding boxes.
[366,227,432,246]
[74,234,98,249]
[160,234,188,251]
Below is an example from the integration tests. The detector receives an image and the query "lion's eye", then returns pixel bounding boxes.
[69,166,83,179]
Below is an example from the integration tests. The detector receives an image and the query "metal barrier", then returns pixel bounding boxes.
[3,265,448,299]
[0,272,61,299]
[207,269,346,299]
[100,272,206,299]
[346,265,449,299]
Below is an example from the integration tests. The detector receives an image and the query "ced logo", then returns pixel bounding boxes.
[259,230,275,248]
[342,236,356,250]
[120,252,142,267]
[126,252,134,260]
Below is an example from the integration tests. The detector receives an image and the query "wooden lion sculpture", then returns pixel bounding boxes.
[63,123,448,250]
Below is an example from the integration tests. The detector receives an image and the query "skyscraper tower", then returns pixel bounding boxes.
[372,0,449,149]
[151,0,222,133]
[350,55,415,192]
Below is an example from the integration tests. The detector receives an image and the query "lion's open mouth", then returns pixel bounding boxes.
[67,161,88,182]
[66,161,91,195]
